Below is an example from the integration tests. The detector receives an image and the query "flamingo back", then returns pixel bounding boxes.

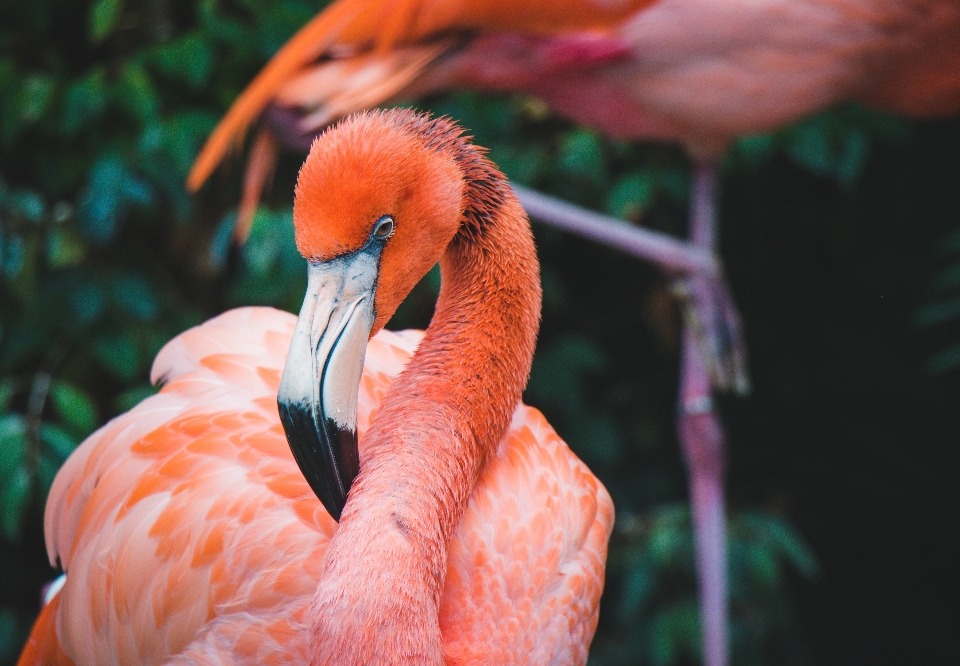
[26,306,613,665]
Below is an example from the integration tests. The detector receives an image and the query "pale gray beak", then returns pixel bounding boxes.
[278,248,380,521]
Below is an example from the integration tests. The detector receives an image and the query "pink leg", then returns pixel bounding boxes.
[679,160,729,666]
[507,172,745,666]
[511,184,719,277]
[513,182,749,391]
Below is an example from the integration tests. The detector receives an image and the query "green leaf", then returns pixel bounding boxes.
[0,378,17,411]
[428,92,513,142]
[38,449,63,495]
[151,33,214,88]
[17,75,56,124]
[62,68,107,134]
[757,514,819,579]
[114,62,158,123]
[77,155,153,242]
[147,111,218,174]
[527,336,607,411]
[230,207,305,309]
[243,210,284,276]
[0,463,33,542]
[89,0,124,43]
[558,129,606,183]
[50,380,98,436]
[607,171,652,220]
[648,515,691,566]
[197,0,247,44]
[0,413,32,544]
[93,333,141,381]
[744,541,779,589]
[208,211,237,271]
[925,344,960,374]
[6,189,45,222]
[618,555,655,619]
[0,607,24,662]
[46,226,86,268]
[242,208,300,276]
[487,142,546,185]
[70,280,106,324]
[914,297,960,327]
[735,134,776,165]
[255,0,320,55]
[112,273,159,322]
[39,422,79,461]
[786,122,834,178]
[650,602,700,666]
[0,414,27,479]
[1,234,25,277]
[835,129,869,186]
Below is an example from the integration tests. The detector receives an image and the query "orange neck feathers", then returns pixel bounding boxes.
[291,109,541,662]
[352,114,542,546]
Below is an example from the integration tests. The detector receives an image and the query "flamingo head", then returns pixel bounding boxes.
[277,109,473,521]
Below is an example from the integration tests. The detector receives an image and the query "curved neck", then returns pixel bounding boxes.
[336,183,541,603]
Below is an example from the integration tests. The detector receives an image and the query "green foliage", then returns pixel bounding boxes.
[0,609,25,664]
[916,228,960,373]
[735,105,910,187]
[227,208,306,311]
[49,381,98,436]
[88,0,125,43]
[0,5,319,653]
[593,507,817,666]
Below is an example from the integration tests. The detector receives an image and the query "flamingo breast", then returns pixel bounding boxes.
[44,307,613,665]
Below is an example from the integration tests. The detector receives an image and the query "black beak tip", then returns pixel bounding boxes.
[278,399,360,523]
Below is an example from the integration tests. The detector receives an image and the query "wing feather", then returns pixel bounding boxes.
[187,0,655,191]
[35,307,611,664]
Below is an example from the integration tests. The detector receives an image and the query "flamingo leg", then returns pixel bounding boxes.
[518,163,744,666]
[678,160,729,666]
[512,184,748,393]
[512,184,719,277]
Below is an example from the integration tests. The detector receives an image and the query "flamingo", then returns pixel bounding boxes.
[183,4,960,666]
[17,109,613,665]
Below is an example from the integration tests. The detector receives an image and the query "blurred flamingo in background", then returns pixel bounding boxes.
[19,110,613,665]
[187,2,960,665]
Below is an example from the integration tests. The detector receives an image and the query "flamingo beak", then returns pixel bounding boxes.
[277,248,380,522]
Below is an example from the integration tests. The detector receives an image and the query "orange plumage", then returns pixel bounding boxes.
[26,311,610,665]
[188,0,960,239]
[21,110,614,665]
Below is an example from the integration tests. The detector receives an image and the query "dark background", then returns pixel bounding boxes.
[1,2,958,664]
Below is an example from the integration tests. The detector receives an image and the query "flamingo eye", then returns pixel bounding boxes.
[373,215,394,239]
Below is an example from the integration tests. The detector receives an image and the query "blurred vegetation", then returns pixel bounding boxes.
[916,227,960,374]
[1,1,958,665]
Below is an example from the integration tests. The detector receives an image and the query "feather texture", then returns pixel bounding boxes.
[29,307,612,665]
